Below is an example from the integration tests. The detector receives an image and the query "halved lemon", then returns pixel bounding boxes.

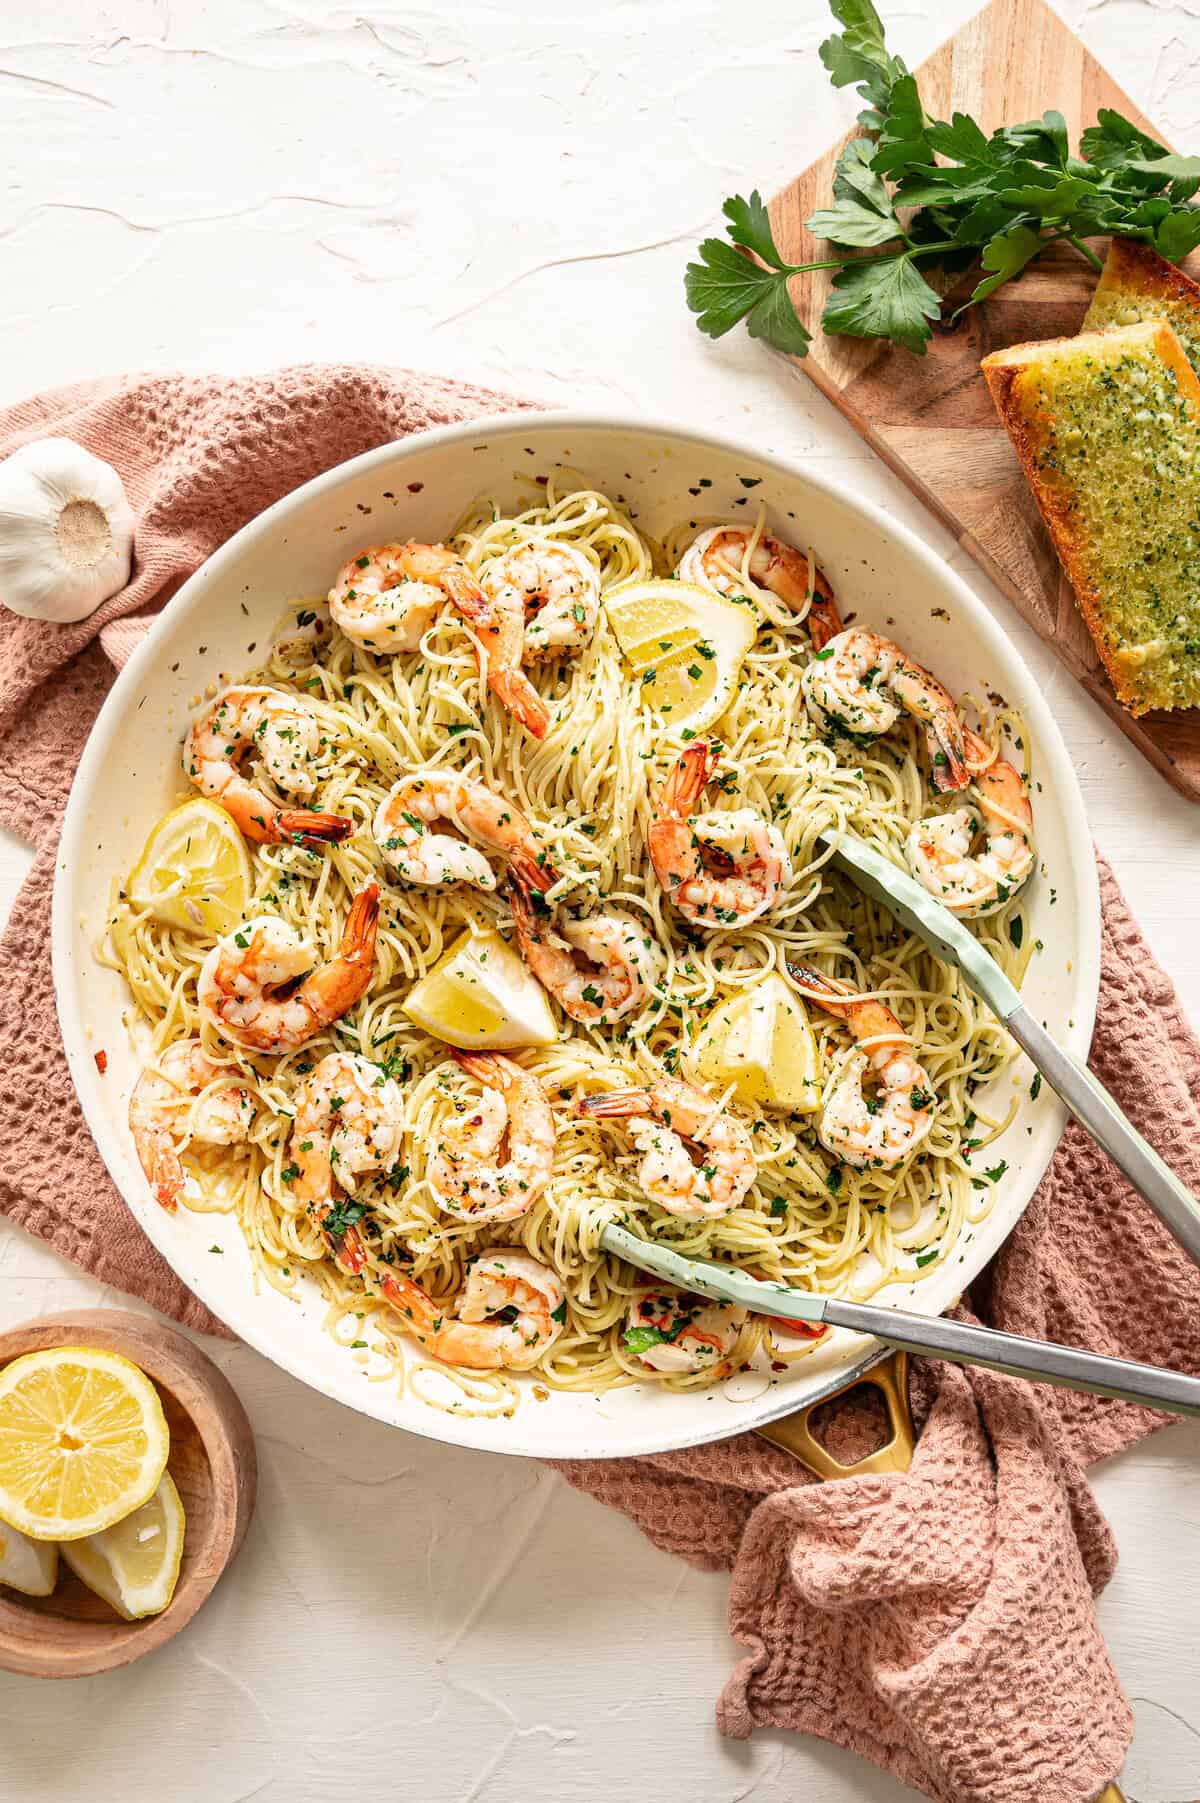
[0,1346,169,1542]
[0,1520,58,1596]
[127,796,252,937]
[604,578,758,735]
[403,926,558,1049]
[693,973,821,1112]
[62,1470,185,1620]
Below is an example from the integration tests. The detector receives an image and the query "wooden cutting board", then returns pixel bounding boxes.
[768,0,1200,800]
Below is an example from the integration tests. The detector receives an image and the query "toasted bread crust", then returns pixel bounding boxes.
[982,321,1200,715]
[1084,237,1200,335]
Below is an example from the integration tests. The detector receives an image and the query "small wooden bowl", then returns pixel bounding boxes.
[0,1309,257,1679]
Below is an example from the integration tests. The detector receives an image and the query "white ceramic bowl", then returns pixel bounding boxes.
[52,412,1100,1458]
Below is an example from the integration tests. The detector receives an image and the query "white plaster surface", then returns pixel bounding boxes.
[1,1,1198,1797]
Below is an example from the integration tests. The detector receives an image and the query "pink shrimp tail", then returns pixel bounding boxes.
[576,1087,653,1119]
[805,572,844,651]
[319,1209,366,1275]
[508,846,557,895]
[962,727,998,778]
[448,567,551,738]
[927,717,969,794]
[378,1270,437,1331]
[276,808,354,848]
[786,963,853,1019]
[450,1049,507,1085]
[437,561,489,614]
[489,666,551,740]
[129,1111,183,1213]
[341,882,381,962]
[975,756,1032,828]
[660,740,717,818]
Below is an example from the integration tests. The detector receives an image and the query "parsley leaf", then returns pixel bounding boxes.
[807,195,901,249]
[1079,107,1168,173]
[685,203,813,356]
[322,1197,367,1237]
[1129,152,1200,185]
[723,189,790,268]
[823,254,941,355]
[741,274,815,356]
[951,224,1042,318]
[818,0,906,127]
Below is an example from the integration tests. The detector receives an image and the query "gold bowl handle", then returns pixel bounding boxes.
[754,1349,915,1478]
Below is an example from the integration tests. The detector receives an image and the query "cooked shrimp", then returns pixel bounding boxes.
[290,1051,404,1273]
[379,1251,564,1371]
[508,867,657,1025]
[329,541,479,654]
[677,525,843,649]
[428,1051,556,1224]
[647,741,790,929]
[449,571,551,740]
[184,686,352,847]
[577,1074,757,1218]
[623,1286,746,1376]
[129,1039,255,1213]
[373,771,553,894]
[481,542,601,661]
[802,630,972,792]
[788,965,935,1169]
[199,883,380,1054]
[905,757,1035,918]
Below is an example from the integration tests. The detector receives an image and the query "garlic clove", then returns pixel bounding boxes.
[0,436,135,623]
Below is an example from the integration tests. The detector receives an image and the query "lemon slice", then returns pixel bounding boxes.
[0,1347,170,1542]
[0,1520,58,1597]
[62,1470,185,1620]
[403,926,558,1049]
[604,579,758,734]
[127,797,252,937]
[693,973,821,1112]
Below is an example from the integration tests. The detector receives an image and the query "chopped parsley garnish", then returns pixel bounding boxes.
[322,1197,367,1236]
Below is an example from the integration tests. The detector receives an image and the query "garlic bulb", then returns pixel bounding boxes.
[0,436,135,623]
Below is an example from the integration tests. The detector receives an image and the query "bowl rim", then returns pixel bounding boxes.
[51,406,1102,1457]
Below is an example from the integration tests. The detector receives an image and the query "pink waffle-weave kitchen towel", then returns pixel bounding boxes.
[1,368,1198,1803]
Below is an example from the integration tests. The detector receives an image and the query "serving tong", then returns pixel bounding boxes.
[601,825,1200,1419]
[819,829,1200,1270]
[602,1223,1200,1419]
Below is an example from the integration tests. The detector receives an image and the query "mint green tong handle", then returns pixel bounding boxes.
[600,1224,1200,1418]
[818,831,1200,1273]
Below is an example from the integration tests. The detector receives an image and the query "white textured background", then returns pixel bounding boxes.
[2,2,1200,1798]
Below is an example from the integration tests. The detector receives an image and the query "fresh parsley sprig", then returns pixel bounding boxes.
[684,0,1200,358]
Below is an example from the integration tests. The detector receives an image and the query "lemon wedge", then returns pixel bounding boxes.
[693,973,822,1112]
[0,1346,170,1542]
[604,578,758,734]
[403,925,558,1049]
[62,1470,185,1620]
[0,1520,58,1596]
[127,796,252,937]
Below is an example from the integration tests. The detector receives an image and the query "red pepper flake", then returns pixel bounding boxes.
[406,481,424,493]
[94,1050,108,1074]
